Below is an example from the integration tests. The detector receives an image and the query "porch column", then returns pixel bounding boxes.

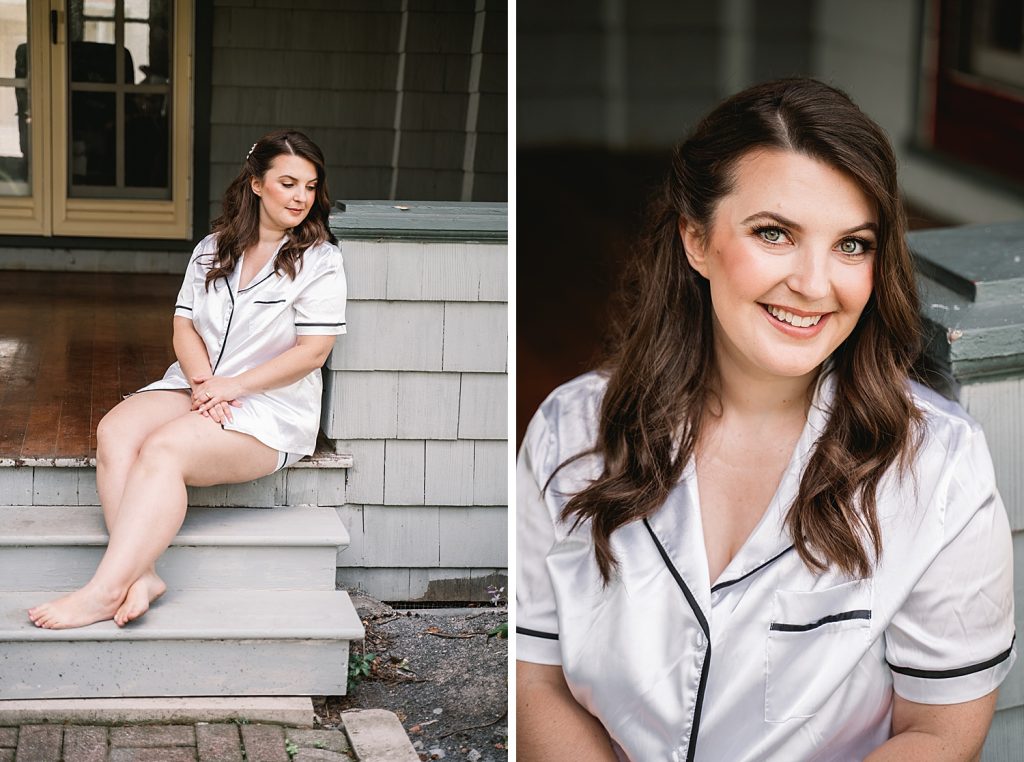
[323,200,508,602]
[913,221,1024,760]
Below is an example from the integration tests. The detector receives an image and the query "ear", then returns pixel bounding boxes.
[679,217,709,278]
[250,176,262,197]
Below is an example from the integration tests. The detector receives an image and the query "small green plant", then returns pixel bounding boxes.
[314,740,328,749]
[285,738,299,759]
[487,621,507,639]
[348,649,377,692]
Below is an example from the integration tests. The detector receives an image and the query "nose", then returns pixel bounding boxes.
[785,246,831,301]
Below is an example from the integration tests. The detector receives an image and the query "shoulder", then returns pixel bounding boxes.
[523,371,608,482]
[306,239,342,264]
[190,233,219,266]
[907,379,985,461]
[896,379,998,537]
[299,239,343,277]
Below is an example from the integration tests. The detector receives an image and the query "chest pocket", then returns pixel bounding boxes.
[765,578,873,723]
[245,292,291,338]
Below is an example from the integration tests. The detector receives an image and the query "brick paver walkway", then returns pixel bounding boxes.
[0,723,355,762]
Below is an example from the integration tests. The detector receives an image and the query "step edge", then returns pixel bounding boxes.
[2,626,366,642]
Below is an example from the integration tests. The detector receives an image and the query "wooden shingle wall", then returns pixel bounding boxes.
[208,0,507,228]
[959,378,1024,762]
[324,231,507,602]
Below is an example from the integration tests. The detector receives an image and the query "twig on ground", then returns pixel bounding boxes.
[425,631,480,639]
[439,711,509,739]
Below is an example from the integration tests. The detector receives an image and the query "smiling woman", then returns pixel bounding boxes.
[516,79,1015,761]
[27,129,347,631]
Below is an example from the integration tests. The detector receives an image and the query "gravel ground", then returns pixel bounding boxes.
[315,595,509,762]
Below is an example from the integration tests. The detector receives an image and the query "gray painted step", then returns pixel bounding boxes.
[0,505,347,591]
[0,589,364,699]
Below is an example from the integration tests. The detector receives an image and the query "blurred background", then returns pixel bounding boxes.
[516,0,1024,443]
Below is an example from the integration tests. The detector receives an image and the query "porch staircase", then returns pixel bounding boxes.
[0,466,364,700]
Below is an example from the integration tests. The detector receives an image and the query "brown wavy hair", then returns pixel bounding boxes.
[560,78,925,583]
[206,129,337,289]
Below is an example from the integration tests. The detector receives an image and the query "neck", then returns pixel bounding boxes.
[257,221,287,247]
[711,342,818,422]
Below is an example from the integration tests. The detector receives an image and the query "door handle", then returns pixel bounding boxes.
[50,9,64,45]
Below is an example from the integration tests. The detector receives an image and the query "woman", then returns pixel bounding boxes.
[28,129,346,630]
[517,79,1015,760]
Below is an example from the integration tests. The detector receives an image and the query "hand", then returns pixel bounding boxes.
[191,374,245,423]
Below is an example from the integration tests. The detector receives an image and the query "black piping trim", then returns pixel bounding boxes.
[770,609,871,632]
[888,635,1016,679]
[711,545,794,593]
[238,271,275,293]
[516,626,559,640]
[124,387,191,398]
[211,280,235,374]
[295,321,346,327]
[174,304,193,311]
[254,299,285,305]
[643,518,709,762]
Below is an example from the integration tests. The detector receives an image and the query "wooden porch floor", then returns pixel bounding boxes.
[0,271,179,461]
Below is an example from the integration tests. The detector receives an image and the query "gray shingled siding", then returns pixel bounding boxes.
[208,0,507,227]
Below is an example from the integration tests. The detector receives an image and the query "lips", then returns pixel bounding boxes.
[761,303,831,337]
[765,304,823,327]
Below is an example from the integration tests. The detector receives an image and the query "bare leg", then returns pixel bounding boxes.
[95,391,193,619]
[28,412,279,629]
[96,390,193,529]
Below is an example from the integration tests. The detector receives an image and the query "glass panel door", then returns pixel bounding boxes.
[0,0,189,238]
[0,0,47,234]
[67,0,171,198]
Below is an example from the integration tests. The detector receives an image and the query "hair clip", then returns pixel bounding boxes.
[246,142,258,160]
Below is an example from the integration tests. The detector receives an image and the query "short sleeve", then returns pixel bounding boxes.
[516,409,563,666]
[294,244,347,336]
[885,428,1016,704]
[173,238,209,319]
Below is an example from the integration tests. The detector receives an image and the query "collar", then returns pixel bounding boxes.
[645,368,837,615]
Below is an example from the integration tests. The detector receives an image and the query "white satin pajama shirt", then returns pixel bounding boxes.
[135,233,347,456]
[517,371,1016,762]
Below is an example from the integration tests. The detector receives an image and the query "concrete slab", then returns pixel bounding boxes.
[0,697,315,726]
[340,709,418,762]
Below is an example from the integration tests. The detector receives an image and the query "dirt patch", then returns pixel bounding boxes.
[315,594,508,762]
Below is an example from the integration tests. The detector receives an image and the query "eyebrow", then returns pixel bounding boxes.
[278,175,318,183]
[741,211,878,236]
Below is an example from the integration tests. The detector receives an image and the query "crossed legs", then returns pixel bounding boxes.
[28,391,280,629]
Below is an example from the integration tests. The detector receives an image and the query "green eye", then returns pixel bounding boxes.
[763,229,781,242]
[839,239,865,255]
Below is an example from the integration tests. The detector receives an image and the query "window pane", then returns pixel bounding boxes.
[969,0,1024,91]
[82,0,114,19]
[0,1,29,196]
[70,91,116,188]
[126,92,168,190]
[0,0,27,79]
[125,1,170,85]
[0,85,29,196]
[125,0,150,21]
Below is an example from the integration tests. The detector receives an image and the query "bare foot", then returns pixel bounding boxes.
[28,584,125,630]
[113,570,167,627]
